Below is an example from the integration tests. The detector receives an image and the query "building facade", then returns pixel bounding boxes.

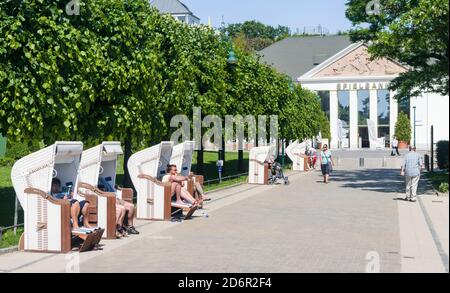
[260,37,449,150]
[150,0,200,25]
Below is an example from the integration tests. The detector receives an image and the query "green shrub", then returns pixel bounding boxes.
[0,227,23,249]
[436,141,449,170]
[439,183,449,193]
[0,157,15,167]
[5,140,41,160]
[395,112,412,142]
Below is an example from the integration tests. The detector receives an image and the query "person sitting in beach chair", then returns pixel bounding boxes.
[51,178,92,230]
[97,177,139,237]
[163,165,202,207]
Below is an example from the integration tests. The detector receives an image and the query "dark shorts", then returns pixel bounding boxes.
[69,199,88,216]
[321,163,331,175]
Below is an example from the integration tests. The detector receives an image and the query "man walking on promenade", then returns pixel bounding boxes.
[391,136,400,156]
[400,146,423,202]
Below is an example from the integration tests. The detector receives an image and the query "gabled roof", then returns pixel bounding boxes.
[298,42,408,82]
[150,0,193,15]
[258,35,353,80]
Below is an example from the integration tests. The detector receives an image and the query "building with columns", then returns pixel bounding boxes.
[260,36,449,150]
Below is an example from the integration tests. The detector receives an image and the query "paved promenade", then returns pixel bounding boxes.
[0,163,447,273]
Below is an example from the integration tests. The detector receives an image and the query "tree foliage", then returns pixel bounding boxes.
[346,0,449,99]
[221,20,291,51]
[395,112,412,142]
[0,0,328,172]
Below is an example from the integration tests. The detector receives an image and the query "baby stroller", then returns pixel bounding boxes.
[268,161,289,185]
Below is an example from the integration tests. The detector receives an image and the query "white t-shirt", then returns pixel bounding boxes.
[392,139,399,148]
[308,148,317,156]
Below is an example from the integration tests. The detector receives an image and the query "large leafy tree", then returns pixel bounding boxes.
[0,0,101,143]
[346,0,449,99]
[73,0,165,186]
[0,0,329,184]
[221,21,291,51]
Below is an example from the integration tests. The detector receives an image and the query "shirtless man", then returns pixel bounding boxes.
[163,165,201,207]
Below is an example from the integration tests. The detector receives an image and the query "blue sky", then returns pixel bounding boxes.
[182,0,353,34]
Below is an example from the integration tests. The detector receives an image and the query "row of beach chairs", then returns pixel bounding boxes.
[10,140,306,253]
[10,141,204,253]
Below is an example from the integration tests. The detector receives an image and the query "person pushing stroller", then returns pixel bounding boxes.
[266,156,289,185]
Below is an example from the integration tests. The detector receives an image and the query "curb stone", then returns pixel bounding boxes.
[0,245,18,256]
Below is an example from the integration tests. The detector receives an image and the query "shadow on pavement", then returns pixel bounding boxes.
[331,168,433,195]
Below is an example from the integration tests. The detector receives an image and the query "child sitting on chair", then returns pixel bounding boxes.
[163,165,202,207]
[51,178,91,230]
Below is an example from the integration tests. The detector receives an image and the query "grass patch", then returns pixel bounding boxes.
[204,175,249,192]
[0,165,23,228]
[192,151,249,181]
[0,227,23,249]
[425,170,449,192]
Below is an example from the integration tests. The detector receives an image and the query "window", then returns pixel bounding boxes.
[317,91,330,120]
[398,97,410,117]
[377,90,390,144]
[358,90,370,148]
[357,90,370,126]
[338,91,350,148]
[377,90,390,126]
[176,15,186,23]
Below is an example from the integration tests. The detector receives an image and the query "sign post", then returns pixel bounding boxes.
[0,135,6,157]
[217,160,224,183]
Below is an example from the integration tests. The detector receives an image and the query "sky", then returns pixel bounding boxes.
[182,0,353,34]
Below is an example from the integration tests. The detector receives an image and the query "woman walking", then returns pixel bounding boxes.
[319,144,334,184]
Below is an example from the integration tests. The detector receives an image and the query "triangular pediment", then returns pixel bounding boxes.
[308,44,407,78]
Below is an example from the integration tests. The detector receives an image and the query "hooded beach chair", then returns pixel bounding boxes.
[10,142,103,253]
[76,142,130,239]
[170,140,204,191]
[286,140,308,171]
[170,141,204,215]
[128,142,174,220]
[248,145,275,185]
[367,119,386,150]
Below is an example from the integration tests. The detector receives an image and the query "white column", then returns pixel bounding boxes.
[349,90,359,149]
[369,89,378,149]
[330,90,339,149]
[389,91,398,146]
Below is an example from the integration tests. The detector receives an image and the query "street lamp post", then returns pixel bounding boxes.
[413,106,417,148]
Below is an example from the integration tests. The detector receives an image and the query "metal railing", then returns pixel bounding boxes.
[204,172,249,189]
[0,223,24,242]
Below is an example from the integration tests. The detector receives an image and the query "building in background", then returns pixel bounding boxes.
[260,36,449,150]
[150,0,200,25]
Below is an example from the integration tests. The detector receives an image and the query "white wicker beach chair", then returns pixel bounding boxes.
[128,142,174,220]
[286,140,307,171]
[10,142,92,252]
[248,146,275,185]
[170,141,195,177]
[367,119,386,150]
[76,142,127,239]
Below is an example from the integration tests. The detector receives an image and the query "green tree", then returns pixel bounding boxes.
[221,21,291,51]
[346,0,449,99]
[0,0,101,144]
[395,112,412,143]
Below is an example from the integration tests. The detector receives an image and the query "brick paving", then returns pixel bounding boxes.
[79,167,402,273]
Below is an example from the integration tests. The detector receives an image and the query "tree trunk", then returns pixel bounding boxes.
[238,149,244,172]
[196,144,204,176]
[123,131,133,188]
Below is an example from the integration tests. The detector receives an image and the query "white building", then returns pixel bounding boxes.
[150,0,200,25]
[260,36,449,150]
